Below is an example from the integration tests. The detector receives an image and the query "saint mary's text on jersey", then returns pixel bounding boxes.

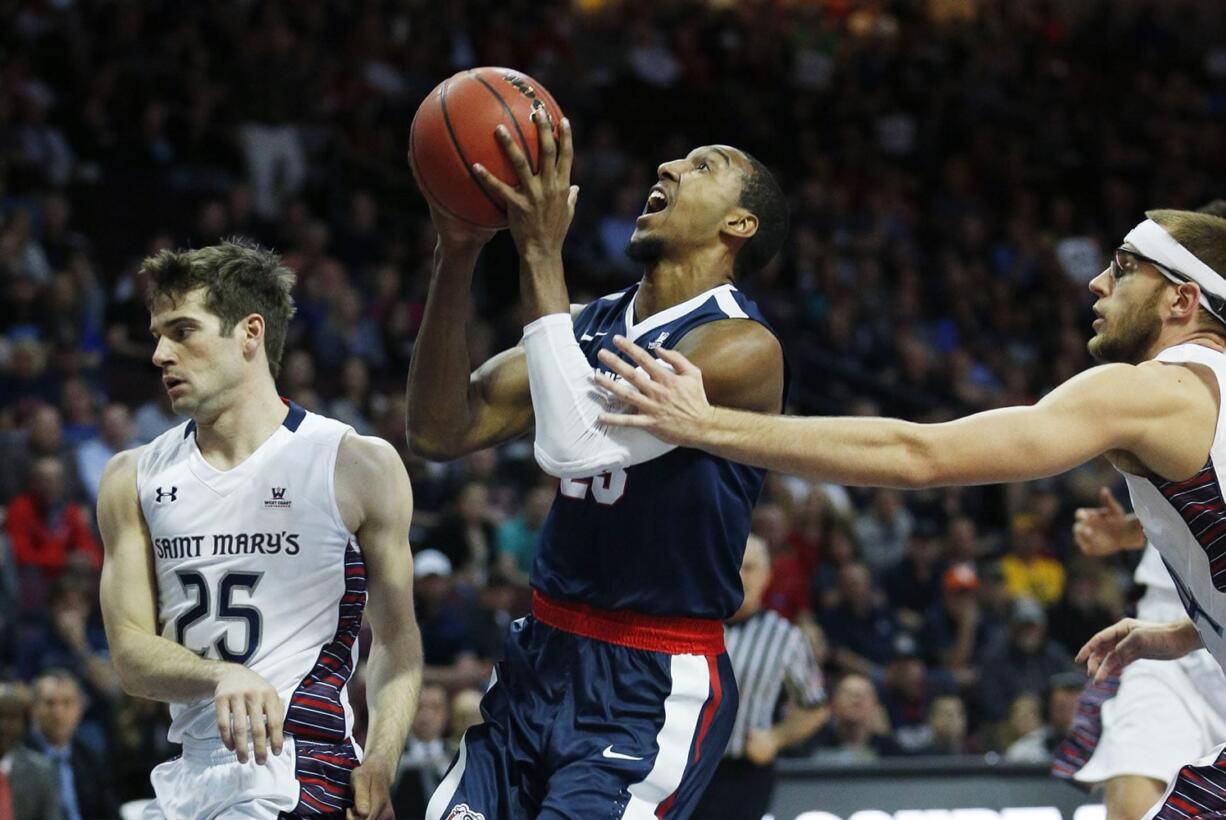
[153,531,302,560]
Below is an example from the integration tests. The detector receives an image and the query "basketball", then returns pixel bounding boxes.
[409,67,566,229]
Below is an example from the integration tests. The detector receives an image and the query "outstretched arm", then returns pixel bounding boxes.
[97,450,285,765]
[597,336,1217,488]
[336,434,422,820]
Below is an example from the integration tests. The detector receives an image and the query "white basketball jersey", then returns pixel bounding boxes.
[1123,343,1226,714]
[136,403,364,744]
[1134,544,1183,621]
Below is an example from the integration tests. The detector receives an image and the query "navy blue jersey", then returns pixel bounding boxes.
[532,282,787,620]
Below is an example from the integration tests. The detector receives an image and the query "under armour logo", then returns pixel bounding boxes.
[646,331,670,350]
[156,487,178,503]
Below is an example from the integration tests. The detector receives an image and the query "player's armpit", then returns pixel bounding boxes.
[673,319,785,414]
[335,434,423,773]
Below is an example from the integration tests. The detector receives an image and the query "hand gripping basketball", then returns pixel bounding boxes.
[471,111,578,260]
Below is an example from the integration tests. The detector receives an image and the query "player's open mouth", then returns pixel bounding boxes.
[164,376,187,392]
[641,185,669,216]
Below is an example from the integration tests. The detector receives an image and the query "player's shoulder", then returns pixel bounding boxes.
[97,445,148,507]
[336,432,407,487]
[675,314,782,364]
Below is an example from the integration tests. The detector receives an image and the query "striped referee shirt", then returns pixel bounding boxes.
[724,608,827,758]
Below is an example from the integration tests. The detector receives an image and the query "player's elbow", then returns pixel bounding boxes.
[406,420,467,462]
[894,425,942,489]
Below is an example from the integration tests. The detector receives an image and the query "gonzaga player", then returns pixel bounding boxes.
[97,241,422,819]
[408,113,787,818]
[596,210,1226,820]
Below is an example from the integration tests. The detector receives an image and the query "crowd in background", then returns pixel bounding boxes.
[3,0,1226,809]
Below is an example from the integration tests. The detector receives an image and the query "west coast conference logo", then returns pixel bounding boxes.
[264,486,291,510]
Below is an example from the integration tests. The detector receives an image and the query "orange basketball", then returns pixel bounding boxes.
[409,67,566,229]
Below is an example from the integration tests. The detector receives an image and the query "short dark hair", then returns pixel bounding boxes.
[141,238,297,378]
[734,152,789,278]
[1198,199,1226,219]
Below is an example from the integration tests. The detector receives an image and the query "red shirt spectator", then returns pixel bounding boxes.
[5,455,101,580]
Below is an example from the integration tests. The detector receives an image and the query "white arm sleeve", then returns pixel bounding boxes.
[523,313,677,478]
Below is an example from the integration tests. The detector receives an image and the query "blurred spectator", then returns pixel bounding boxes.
[823,562,898,675]
[448,688,484,750]
[424,482,499,585]
[58,379,98,448]
[918,563,999,687]
[414,550,490,691]
[1001,516,1066,606]
[26,670,119,820]
[1005,673,1084,764]
[495,485,553,583]
[0,681,62,820]
[327,357,376,435]
[5,456,100,584]
[110,696,174,803]
[805,674,903,761]
[75,404,138,503]
[979,598,1076,723]
[393,683,452,820]
[756,503,812,621]
[133,392,179,444]
[0,405,84,503]
[913,694,971,757]
[854,489,914,573]
[879,634,940,754]
[812,519,861,613]
[881,522,945,632]
[1046,560,1119,658]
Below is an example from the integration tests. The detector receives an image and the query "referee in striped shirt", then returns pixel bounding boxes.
[693,534,828,820]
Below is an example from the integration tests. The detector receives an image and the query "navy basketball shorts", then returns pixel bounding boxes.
[425,592,738,820]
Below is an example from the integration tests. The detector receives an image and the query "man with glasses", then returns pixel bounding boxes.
[595,207,1226,820]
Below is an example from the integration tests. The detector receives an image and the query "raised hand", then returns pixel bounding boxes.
[1073,487,1143,557]
[594,335,713,447]
[472,111,578,259]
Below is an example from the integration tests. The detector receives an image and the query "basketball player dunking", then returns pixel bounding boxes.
[599,210,1226,820]
[408,112,788,818]
[97,241,422,819]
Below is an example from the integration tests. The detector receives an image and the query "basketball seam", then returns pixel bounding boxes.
[469,69,538,173]
[438,78,506,217]
[408,139,493,229]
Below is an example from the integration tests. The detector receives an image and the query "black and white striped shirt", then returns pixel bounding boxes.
[724,608,826,758]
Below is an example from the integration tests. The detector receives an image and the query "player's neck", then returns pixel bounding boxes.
[1145,329,1226,361]
[191,379,289,470]
[636,255,733,322]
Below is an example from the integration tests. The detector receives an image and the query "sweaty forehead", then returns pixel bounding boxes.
[149,288,213,331]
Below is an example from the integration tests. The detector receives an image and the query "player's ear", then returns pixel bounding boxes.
[241,313,265,358]
[1171,282,1201,321]
[722,208,759,241]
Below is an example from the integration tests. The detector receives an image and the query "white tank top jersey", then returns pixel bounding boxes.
[1134,543,1182,622]
[1123,343,1226,714]
[136,403,365,745]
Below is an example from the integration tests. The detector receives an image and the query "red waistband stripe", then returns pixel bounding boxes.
[531,591,725,655]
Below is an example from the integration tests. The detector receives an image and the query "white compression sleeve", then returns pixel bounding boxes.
[523,313,676,478]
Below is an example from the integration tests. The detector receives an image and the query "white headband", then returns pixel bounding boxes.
[1124,218,1226,322]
